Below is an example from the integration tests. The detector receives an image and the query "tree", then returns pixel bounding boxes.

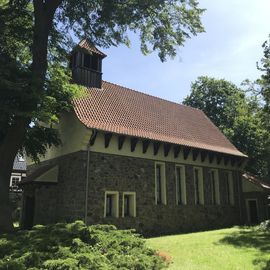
[0,1,82,232]
[0,0,205,232]
[240,36,270,178]
[183,76,269,177]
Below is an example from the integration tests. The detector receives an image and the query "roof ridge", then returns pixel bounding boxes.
[74,80,247,158]
[101,80,201,112]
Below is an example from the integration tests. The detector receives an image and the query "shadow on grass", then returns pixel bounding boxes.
[218,228,270,270]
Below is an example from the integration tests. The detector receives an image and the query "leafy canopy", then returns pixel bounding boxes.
[183,76,269,177]
[0,0,205,161]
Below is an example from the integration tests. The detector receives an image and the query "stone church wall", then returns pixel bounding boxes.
[25,150,243,236]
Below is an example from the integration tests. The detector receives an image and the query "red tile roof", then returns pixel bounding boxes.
[75,39,107,58]
[73,81,247,157]
[242,172,270,190]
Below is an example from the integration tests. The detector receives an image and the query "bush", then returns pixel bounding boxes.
[0,221,166,270]
[257,220,270,231]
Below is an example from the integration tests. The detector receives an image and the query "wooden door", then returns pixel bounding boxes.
[248,199,258,224]
[23,196,35,229]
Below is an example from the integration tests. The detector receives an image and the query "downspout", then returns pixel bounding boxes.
[84,129,97,224]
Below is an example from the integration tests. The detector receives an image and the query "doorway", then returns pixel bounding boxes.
[23,196,35,229]
[246,199,258,224]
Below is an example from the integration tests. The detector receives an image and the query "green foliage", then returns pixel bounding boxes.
[0,221,166,270]
[57,0,205,62]
[0,0,205,162]
[257,220,270,232]
[257,36,270,115]
[0,1,85,161]
[183,76,270,176]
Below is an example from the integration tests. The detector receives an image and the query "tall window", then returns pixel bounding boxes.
[175,165,186,205]
[83,54,99,70]
[156,164,162,204]
[225,171,234,205]
[194,167,204,205]
[91,55,99,70]
[104,191,119,217]
[209,169,220,205]
[155,162,166,205]
[122,192,136,217]
[84,54,91,68]
[106,194,113,216]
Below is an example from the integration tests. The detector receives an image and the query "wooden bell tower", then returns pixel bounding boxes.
[70,39,106,88]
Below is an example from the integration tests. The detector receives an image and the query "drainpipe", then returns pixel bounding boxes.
[84,129,97,224]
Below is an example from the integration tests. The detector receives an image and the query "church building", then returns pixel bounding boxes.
[21,40,247,235]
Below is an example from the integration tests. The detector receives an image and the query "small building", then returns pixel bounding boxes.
[242,172,270,224]
[22,40,248,235]
[9,154,26,221]
[10,154,26,192]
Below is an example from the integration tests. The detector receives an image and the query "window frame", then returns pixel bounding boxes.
[122,192,136,217]
[155,162,167,205]
[175,165,187,205]
[83,53,91,68]
[10,175,21,190]
[104,191,119,218]
[209,169,220,205]
[225,171,234,205]
[193,167,204,205]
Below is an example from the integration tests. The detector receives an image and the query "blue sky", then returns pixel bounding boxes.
[101,0,270,103]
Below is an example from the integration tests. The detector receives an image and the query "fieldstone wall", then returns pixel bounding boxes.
[24,151,87,226]
[24,150,243,236]
[86,151,243,236]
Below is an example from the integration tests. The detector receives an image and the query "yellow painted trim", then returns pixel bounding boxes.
[122,192,136,217]
[104,191,119,218]
[27,112,92,164]
[90,132,243,171]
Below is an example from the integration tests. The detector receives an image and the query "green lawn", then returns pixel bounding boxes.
[147,227,270,270]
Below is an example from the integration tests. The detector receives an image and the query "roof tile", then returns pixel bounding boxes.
[73,81,247,157]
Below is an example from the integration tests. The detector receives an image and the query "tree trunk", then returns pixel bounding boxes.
[0,0,60,233]
[0,117,29,233]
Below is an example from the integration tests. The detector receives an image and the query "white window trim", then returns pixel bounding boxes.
[10,175,21,187]
[122,192,136,217]
[193,167,204,205]
[210,169,220,205]
[155,162,167,205]
[175,165,187,205]
[104,191,119,218]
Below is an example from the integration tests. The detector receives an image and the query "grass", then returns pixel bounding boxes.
[147,227,270,270]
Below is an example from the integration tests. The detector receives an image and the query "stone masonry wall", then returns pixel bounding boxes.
[87,151,243,236]
[26,150,243,236]
[26,151,87,225]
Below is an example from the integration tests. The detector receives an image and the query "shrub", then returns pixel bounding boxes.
[0,221,166,270]
[257,220,270,231]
